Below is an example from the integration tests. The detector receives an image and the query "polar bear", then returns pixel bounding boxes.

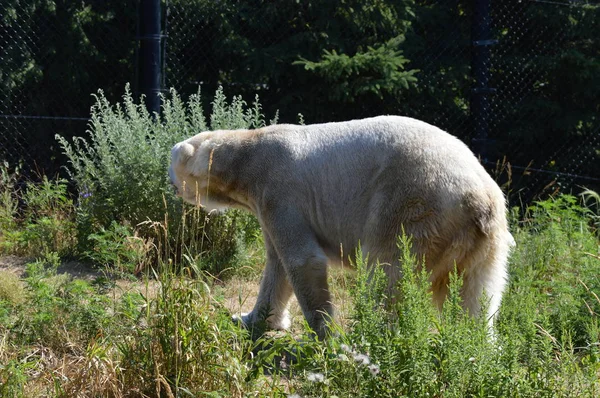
[169,116,513,339]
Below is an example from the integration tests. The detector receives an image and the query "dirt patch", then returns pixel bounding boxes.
[0,255,30,276]
[0,255,160,301]
[0,255,102,281]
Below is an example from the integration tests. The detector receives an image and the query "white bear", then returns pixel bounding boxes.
[169,116,514,339]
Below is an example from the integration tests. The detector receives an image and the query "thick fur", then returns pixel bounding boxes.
[169,116,514,339]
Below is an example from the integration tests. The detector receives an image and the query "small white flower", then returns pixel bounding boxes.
[340,343,353,353]
[368,363,380,376]
[307,372,326,383]
[353,353,370,366]
[337,353,349,362]
[469,357,476,363]
[288,394,302,398]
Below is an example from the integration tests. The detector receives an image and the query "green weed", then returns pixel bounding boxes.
[0,360,29,398]
[85,221,152,275]
[0,162,20,235]
[116,264,268,397]
[0,271,25,306]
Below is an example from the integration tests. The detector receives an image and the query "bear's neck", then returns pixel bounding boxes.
[204,131,266,213]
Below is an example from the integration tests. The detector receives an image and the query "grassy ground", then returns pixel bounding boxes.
[1,196,600,397]
[1,170,600,397]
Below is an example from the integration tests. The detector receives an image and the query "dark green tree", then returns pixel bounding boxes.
[165,0,419,122]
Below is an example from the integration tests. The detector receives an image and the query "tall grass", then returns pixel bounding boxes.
[116,265,258,397]
[0,163,76,258]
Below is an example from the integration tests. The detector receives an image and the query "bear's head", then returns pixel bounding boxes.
[169,133,217,207]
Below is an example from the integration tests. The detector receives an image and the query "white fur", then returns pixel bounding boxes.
[169,116,514,338]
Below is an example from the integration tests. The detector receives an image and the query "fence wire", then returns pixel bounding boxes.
[485,0,600,198]
[0,0,138,174]
[1,0,598,201]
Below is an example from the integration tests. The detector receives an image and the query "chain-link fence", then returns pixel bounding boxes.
[487,0,600,199]
[0,0,138,174]
[1,0,598,201]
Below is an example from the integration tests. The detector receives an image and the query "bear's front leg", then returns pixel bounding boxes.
[262,206,334,340]
[233,233,293,333]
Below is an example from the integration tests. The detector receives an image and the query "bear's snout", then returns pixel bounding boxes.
[168,166,181,196]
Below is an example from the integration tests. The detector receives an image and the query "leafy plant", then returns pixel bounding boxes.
[296,36,418,102]
[0,271,25,307]
[7,253,112,352]
[0,360,28,398]
[580,188,600,231]
[0,162,20,234]
[85,221,151,275]
[263,219,600,397]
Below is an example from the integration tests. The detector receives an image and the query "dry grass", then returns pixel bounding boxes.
[0,270,26,305]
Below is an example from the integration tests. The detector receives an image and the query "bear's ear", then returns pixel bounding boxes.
[171,142,196,167]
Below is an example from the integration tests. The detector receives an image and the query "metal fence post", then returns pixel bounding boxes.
[471,0,497,161]
[138,0,162,115]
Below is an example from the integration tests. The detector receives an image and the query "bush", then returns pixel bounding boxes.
[13,253,112,350]
[510,195,600,350]
[56,85,270,274]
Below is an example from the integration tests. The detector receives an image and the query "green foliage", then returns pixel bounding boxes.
[0,173,76,258]
[11,253,111,349]
[0,162,19,234]
[0,271,25,306]
[0,271,25,332]
[85,221,150,275]
[580,188,600,231]
[0,360,28,398]
[56,84,180,235]
[56,85,267,274]
[296,37,418,102]
[510,195,600,350]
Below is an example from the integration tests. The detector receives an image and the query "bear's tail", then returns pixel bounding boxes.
[463,189,514,246]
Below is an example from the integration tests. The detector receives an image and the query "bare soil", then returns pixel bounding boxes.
[0,255,101,280]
